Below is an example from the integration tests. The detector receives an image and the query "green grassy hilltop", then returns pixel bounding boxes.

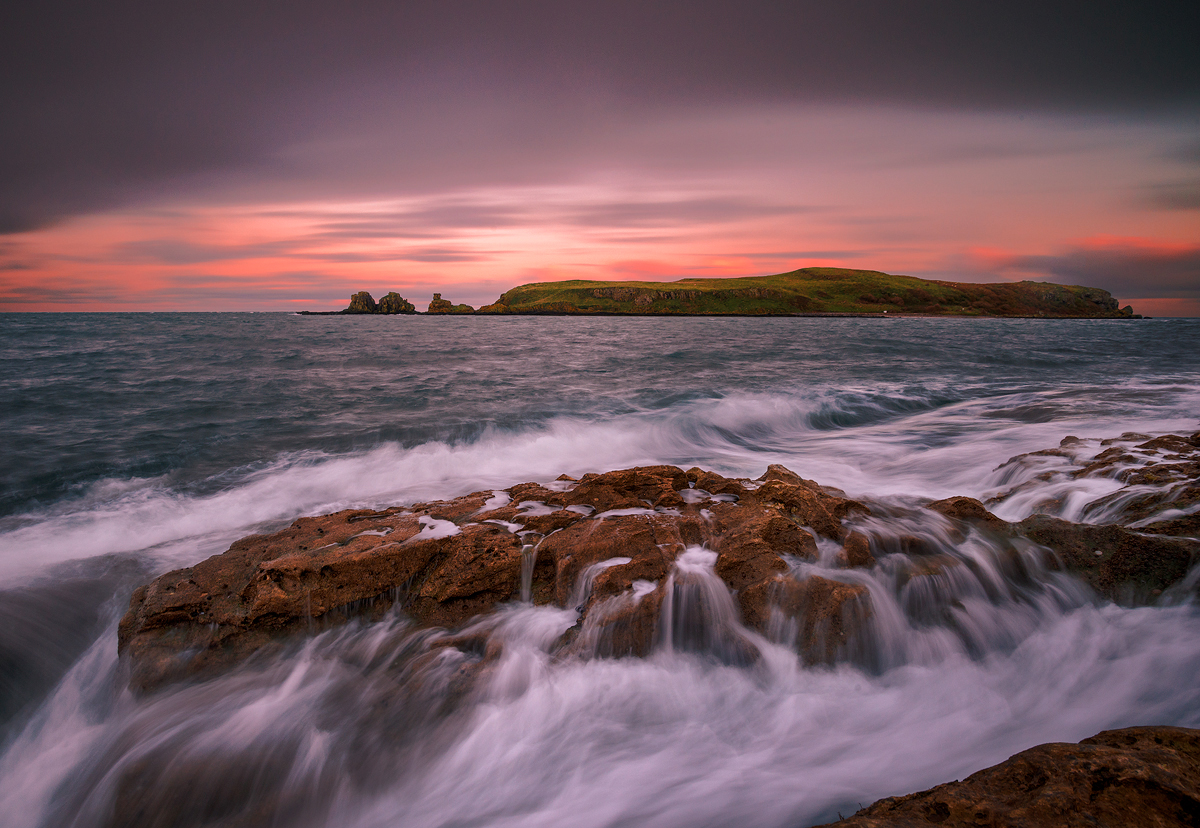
[476,268,1136,317]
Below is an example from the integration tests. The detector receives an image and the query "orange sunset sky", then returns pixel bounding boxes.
[2,4,1198,314]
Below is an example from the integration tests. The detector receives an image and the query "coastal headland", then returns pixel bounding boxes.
[300,268,1141,318]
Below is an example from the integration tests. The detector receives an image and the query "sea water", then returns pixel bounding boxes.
[1,313,1198,827]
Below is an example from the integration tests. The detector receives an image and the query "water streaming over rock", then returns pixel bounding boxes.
[2,313,1199,827]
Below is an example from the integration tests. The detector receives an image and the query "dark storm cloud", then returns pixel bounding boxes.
[1013,246,1200,299]
[2,0,1198,233]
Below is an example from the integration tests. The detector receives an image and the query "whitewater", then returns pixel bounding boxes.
[1,312,1198,827]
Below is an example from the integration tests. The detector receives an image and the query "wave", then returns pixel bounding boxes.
[4,597,1199,828]
[1,382,1197,584]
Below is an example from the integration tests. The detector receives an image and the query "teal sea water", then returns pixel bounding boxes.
[1,313,1199,827]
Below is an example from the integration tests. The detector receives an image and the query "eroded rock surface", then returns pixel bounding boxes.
[927,497,1199,603]
[120,444,1200,692]
[988,431,1200,528]
[818,726,1200,827]
[118,465,868,690]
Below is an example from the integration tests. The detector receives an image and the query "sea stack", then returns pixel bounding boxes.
[341,291,416,314]
[377,292,416,314]
[345,291,377,313]
[427,293,475,314]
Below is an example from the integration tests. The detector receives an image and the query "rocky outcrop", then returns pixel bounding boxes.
[119,442,1199,692]
[345,291,377,313]
[819,726,1200,827]
[427,293,474,314]
[340,291,416,314]
[927,497,1198,602]
[377,292,416,314]
[988,432,1200,527]
[117,465,871,690]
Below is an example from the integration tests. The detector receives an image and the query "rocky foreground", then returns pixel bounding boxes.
[119,433,1200,691]
[116,433,1200,825]
[818,726,1200,827]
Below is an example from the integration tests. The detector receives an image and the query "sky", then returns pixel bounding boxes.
[1,1,1198,314]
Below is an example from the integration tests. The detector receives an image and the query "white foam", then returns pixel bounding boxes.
[484,519,522,534]
[479,491,511,512]
[405,516,460,543]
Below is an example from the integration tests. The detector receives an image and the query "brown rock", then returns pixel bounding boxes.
[738,573,871,664]
[836,531,876,569]
[536,514,680,607]
[820,726,1200,827]
[749,471,868,541]
[345,291,377,313]
[1015,515,1198,602]
[926,496,1006,529]
[1140,513,1200,538]
[714,512,815,590]
[564,465,690,512]
[117,454,1199,693]
[377,291,415,314]
[427,293,475,314]
[568,584,666,658]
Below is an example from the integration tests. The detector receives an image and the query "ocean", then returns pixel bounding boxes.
[1,312,1199,827]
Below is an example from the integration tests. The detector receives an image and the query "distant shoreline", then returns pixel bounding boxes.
[308,268,1143,319]
[297,310,1148,319]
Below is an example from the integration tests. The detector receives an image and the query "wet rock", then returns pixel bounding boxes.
[119,510,527,690]
[754,472,869,541]
[820,726,1200,827]
[568,465,690,511]
[120,463,868,689]
[835,531,876,569]
[1140,513,1200,538]
[537,514,677,606]
[926,494,1199,602]
[926,496,1006,529]
[739,573,872,664]
[989,432,1200,527]
[118,451,1200,692]
[715,511,815,587]
[1015,516,1198,603]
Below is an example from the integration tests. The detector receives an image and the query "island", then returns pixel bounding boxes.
[298,268,1141,318]
[476,268,1139,317]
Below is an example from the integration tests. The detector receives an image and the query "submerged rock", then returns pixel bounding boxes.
[819,726,1200,827]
